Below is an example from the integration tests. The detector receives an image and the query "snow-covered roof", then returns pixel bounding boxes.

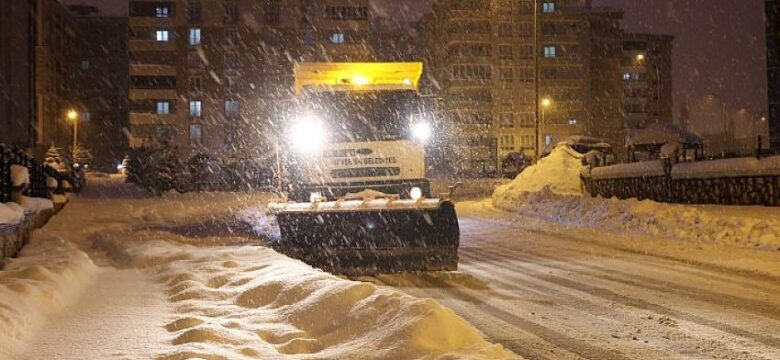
[626,123,702,147]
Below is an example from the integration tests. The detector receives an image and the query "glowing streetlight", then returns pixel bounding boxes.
[66,109,80,160]
[635,53,646,62]
[541,98,552,108]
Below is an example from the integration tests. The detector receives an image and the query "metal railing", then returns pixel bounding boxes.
[0,144,64,203]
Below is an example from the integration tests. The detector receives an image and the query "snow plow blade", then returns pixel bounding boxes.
[268,199,459,275]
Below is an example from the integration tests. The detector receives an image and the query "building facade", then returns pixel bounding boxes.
[767,0,780,149]
[0,1,36,149]
[68,5,130,169]
[418,0,625,175]
[127,0,374,159]
[621,33,674,130]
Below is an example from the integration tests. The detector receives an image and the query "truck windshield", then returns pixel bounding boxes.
[301,90,429,143]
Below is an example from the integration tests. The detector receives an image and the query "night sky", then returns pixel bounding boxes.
[71,0,768,135]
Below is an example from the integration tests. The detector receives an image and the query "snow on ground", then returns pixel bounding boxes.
[0,202,24,224]
[1,175,515,359]
[492,144,780,251]
[10,165,29,187]
[0,234,99,357]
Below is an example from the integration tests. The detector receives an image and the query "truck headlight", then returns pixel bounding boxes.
[290,115,327,153]
[412,121,432,142]
[410,187,423,200]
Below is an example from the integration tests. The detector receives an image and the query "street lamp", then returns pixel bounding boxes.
[66,109,80,160]
[539,98,552,155]
[635,53,662,123]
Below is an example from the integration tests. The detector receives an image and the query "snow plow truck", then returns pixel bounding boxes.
[267,62,459,275]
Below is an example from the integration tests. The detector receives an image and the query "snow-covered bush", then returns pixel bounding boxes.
[10,165,30,189]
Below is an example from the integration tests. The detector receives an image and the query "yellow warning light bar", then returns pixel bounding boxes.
[294,62,423,94]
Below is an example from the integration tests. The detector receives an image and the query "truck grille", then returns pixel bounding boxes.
[331,167,401,178]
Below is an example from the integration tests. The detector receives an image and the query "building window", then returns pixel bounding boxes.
[187,52,201,68]
[499,67,513,82]
[264,3,280,24]
[189,124,202,143]
[189,28,201,45]
[542,2,555,13]
[155,30,170,42]
[189,76,203,92]
[325,6,369,20]
[155,5,170,18]
[500,113,514,128]
[499,23,512,37]
[500,135,515,151]
[451,64,493,81]
[224,100,239,118]
[225,2,239,24]
[545,135,553,145]
[568,119,578,125]
[330,32,345,44]
[80,60,90,70]
[225,53,239,68]
[225,29,239,45]
[156,101,171,115]
[301,30,316,45]
[225,76,238,92]
[543,45,556,58]
[499,45,513,60]
[187,1,202,22]
[623,72,631,81]
[189,100,202,118]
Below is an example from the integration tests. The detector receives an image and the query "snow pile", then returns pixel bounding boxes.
[0,235,98,357]
[494,144,584,205]
[91,235,513,360]
[20,196,54,213]
[46,176,58,189]
[10,165,29,187]
[0,202,24,224]
[493,189,780,250]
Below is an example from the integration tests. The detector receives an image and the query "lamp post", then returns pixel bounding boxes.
[635,53,662,123]
[66,109,80,160]
[539,98,552,154]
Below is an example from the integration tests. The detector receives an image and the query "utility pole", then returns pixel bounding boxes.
[534,0,541,159]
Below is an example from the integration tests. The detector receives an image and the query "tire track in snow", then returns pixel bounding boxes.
[416,273,634,360]
[463,248,780,349]
[489,244,780,321]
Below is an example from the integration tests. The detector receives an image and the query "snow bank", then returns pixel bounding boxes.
[91,236,513,360]
[493,189,780,250]
[0,235,98,357]
[10,165,29,187]
[0,203,24,225]
[494,144,584,203]
[671,155,780,179]
[20,196,54,213]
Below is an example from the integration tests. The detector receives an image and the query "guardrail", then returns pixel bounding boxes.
[581,156,780,206]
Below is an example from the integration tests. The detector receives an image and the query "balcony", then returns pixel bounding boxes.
[129,112,178,126]
[130,64,177,76]
[130,39,175,52]
[129,16,176,28]
[130,89,178,100]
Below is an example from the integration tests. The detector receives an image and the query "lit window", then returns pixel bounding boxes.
[189,100,202,118]
[568,119,578,125]
[156,101,170,115]
[189,28,201,45]
[155,6,170,18]
[542,2,555,13]
[330,32,345,44]
[189,124,202,143]
[155,30,169,42]
[632,72,641,81]
[623,72,631,81]
[189,76,203,92]
[543,45,556,58]
[545,135,553,145]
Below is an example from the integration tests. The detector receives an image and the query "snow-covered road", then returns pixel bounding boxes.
[366,201,780,360]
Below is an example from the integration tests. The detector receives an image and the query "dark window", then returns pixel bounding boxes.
[131,76,176,89]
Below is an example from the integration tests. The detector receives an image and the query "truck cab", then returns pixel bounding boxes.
[279,63,435,202]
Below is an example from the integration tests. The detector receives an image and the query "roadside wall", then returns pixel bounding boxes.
[581,156,780,206]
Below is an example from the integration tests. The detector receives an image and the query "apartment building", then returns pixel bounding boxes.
[127,0,374,157]
[621,33,674,130]
[419,0,625,175]
[0,1,36,149]
[767,0,780,149]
